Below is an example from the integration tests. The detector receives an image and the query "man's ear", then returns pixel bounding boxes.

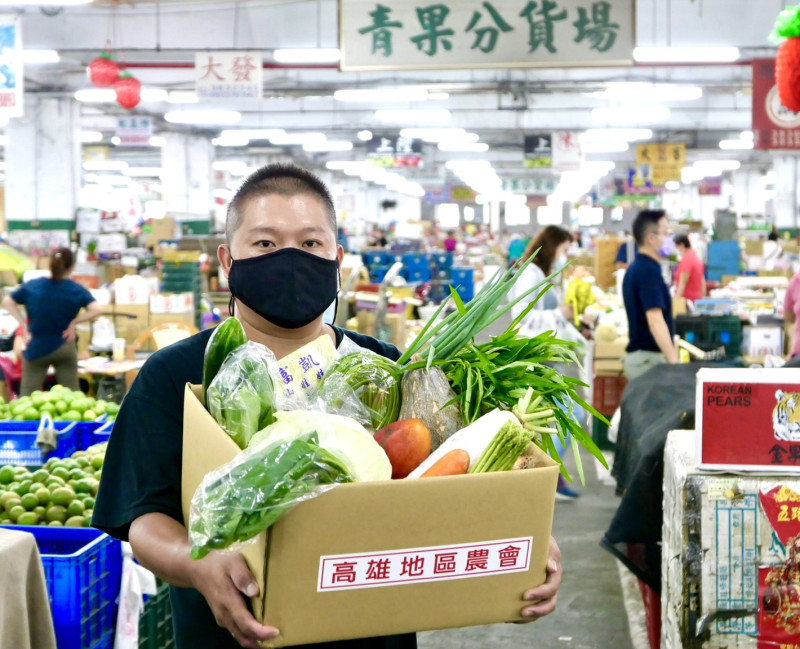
[218,244,232,278]
[337,244,344,268]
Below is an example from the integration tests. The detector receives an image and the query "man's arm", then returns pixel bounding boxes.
[129,513,279,649]
[675,271,689,299]
[646,308,679,363]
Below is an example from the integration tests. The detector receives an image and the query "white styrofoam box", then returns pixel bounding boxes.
[89,288,112,306]
[149,292,194,314]
[96,233,127,254]
[742,326,784,357]
[663,430,800,649]
[114,276,152,305]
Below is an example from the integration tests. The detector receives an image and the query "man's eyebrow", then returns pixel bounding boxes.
[245,226,329,235]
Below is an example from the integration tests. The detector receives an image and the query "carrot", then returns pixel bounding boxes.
[420,449,470,477]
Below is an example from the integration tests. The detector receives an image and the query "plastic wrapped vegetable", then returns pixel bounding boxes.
[189,432,351,559]
[398,359,464,451]
[206,342,276,449]
[316,351,401,431]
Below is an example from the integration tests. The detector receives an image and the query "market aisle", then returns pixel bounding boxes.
[417,450,642,649]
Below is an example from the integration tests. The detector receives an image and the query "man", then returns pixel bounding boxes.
[622,209,679,381]
[673,234,706,302]
[93,163,562,649]
[614,234,637,271]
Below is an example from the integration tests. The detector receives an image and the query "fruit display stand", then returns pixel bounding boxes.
[0,525,122,649]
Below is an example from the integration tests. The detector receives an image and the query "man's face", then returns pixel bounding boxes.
[219,192,341,276]
[649,217,670,252]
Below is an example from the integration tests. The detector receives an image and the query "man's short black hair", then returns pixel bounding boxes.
[632,209,667,246]
[226,163,337,242]
[674,233,691,248]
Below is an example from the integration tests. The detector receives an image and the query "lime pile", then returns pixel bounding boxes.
[0,443,105,527]
[0,385,119,423]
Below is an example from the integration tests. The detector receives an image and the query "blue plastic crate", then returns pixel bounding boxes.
[362,252,392,268]
[405,267,431,283]
[1,525,122,649]
[450,267,475,286]
[0,421,78,466]
[93,420,113,445]
[427,252,454,274]
[368,264,392,283]
[73,416,108,451]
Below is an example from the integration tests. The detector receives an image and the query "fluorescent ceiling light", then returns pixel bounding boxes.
[581,140,629,153]
[0,162,6,170]
[83,160,128,171]
[166,90,199,104]
[592,106,671,123]
[334,88,428,103]
[633,46,739,63]
[719,139,754,150]
[124,167,163,177]
[303,140,354,152]
[110,136,121,146]
[270,132,326,145]
[591,82,702,102]
[141,88,168,102]
[437,142,489,152]
[83,173,99,183]
[165,110,241,125]
[681,167,703,183]
[15,49,59,64]
[273,48,340,64]
[693,159,741,172]
[400,127,472,142]
[79,130,103,143]
[212,135,250,147]
[428,92,450,100]
[375,109,451,123]
[357,130,373,141]
[665,180,680,191]
[326,160,367,171]
[581,128,652,142]
[0,0,90,4]
[741,130,754,141]
[149,136,165,147]
[445,159,492,171]
[0,135,8,146]
[220,128,285,140]
[75,87,167,103]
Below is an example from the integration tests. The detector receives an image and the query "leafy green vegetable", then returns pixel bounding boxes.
[189,432,351,559]
[203,317,247,404]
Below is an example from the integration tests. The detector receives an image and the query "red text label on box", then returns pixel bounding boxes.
[318,537,532,592]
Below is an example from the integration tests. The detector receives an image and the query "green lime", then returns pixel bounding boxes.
[83,410,97,422]
[82,496,95,510]
[90,455,104,471]
[50,487,75,507]
[73,479,93,494]
[50,467,70,481]
[75,457,90,468]
[0,466,14,484]
[47,520,63,526]
[45,505,67,523]
[39,403,56,414]
[63,460,79,471]
[34,487,50,506]
[64,515,84,528]
[7,504,25,522]
[45,477,65,489]
[11,482,31,496]
[1,495,21,511]
[69,469,86,481]
[64,410,81,421]
[54,400,68,414]
[66,500,85,517]
[83,512,93,527]
[17,511,39,526]
[33,505,45,518]
[20,493,39,510]
[23,408,40,421]
[0,512,9,523]
[30,469,48,484]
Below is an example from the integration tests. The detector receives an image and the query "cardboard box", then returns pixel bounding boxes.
[593,359,624,376]
[149,292,195,314]
[742,325,784,357]
[696,368,800,471]
[113,304,150,345]
[356,311,407,351]
[148,311,196,329]
[593,341,627,360]
[181,385,559,647]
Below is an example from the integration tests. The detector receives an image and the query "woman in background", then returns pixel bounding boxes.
[511,225,583,500]
[1,247,103,395]
[673,234,706,301]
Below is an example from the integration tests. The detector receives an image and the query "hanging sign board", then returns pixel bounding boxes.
[633,142,685,187]
[366,135,423,167]
[752,58,800,151]
[551,131,583,172]
[0,15,23,118]
[116,116,153,147]
[500,177,557,195]
[195,51,263,100]
[340,0,634,71]
[523,135,552,168]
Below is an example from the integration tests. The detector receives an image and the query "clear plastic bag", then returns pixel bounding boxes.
[206,342,277,449]
[188,431,353,559]
[315,350,402,431]
[399,363,464,451]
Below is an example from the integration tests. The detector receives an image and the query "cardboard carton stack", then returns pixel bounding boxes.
[593,340,626,377]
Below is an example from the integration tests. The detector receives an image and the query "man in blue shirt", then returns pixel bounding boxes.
[621,210,679,381]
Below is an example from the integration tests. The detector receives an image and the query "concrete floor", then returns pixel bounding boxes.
[417,449,641,649]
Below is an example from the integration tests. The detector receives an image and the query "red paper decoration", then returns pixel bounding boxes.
[87,52,119,88]
[776,37,800,112]
[115,73,142,110]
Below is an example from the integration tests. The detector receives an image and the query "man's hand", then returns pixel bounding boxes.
[517,536,562,622]
[191,551,280,648]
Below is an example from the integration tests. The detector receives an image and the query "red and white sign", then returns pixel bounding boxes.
[552,132,583,172]
[116,116,153,147]
[317,537,532,592]
[195,50,262,100]
[697,368,800,471]
[752,58,800,151]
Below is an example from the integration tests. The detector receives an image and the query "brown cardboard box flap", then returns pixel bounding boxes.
[182,384,559,646]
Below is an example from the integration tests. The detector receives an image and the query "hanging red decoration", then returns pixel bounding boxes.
[772,4,800,112]
[115,73,142,110]
[87,52,120,88]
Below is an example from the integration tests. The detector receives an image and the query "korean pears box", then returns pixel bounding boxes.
[696,368,800,472]
[181,384,559,647]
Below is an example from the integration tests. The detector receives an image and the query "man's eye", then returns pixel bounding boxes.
[303,240,321,247]
[256,240,275,248]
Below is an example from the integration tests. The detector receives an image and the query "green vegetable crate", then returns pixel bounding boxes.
[139,580,174,649]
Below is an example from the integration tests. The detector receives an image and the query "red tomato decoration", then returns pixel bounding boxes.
[87,52,119,88]
[777,37,800,112]
[115,73,142,110]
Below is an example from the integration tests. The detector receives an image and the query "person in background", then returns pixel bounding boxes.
[622,210,679,381]
[92,163,563,649]
[673,234,706,302]
[443,230,458,252]
[614,233,638,271]
[511,225,582,500]
[784,267,800,359]
[769,224,780,242]
[1,247,103,396]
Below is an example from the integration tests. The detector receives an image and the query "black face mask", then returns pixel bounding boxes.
[227,248,339,329]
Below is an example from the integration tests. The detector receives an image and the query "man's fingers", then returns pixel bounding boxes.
[229,556,260,598]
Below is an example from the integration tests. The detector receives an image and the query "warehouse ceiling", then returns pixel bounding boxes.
[10,0,795,183]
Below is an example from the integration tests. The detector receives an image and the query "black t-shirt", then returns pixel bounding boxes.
[92,325,414,649]
[621,253,674,353]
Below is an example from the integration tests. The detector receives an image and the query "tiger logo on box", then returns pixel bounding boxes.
[773,390,800,441]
